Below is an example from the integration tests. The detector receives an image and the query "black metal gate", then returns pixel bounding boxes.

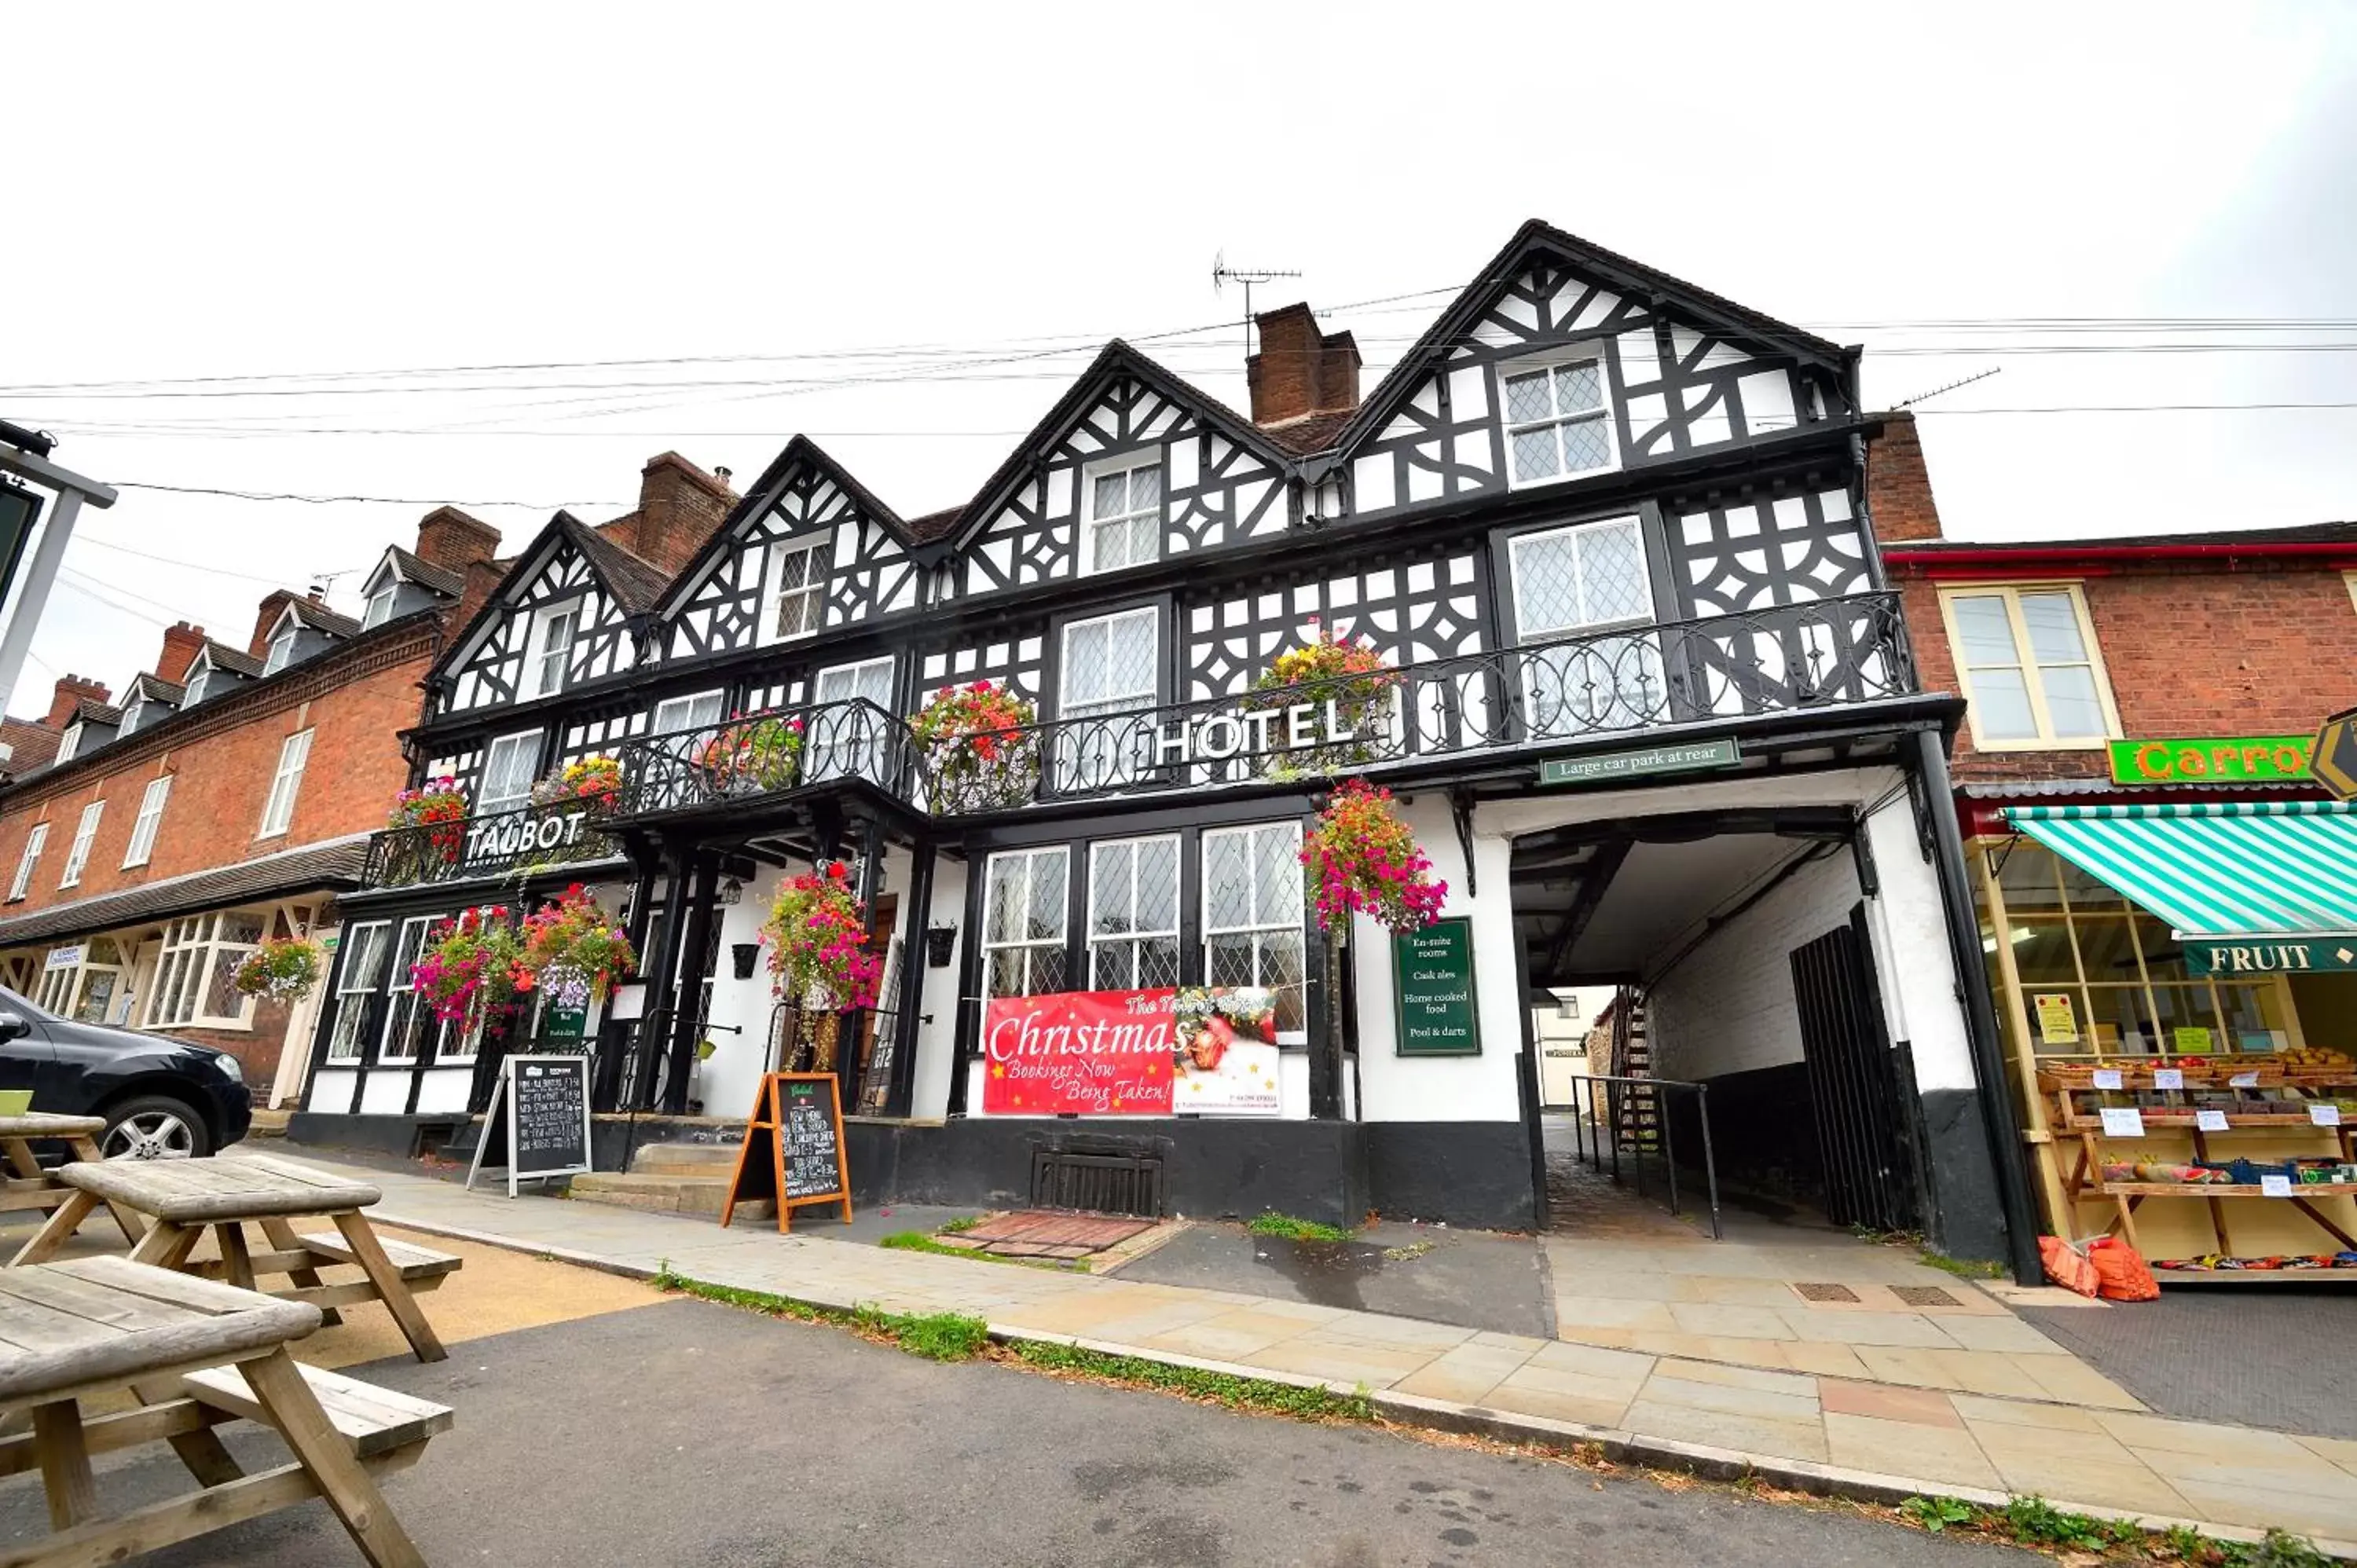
[1787,907,1919,1233]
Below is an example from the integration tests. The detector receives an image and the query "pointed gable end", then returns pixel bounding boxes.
[436,511,658,714]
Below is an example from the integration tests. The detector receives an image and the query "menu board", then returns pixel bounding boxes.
[464,1053,595,1197]
[1392,918,1482,1057]
[720,1072,853,1232]
[782,1078,845,1200]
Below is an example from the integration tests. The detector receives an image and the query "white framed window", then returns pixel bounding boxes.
[123,776,172,868]
[651,689,726,736]
[769,537,827,640]
[981,846,1069,999]
[1502,353,1616,485]
[379,915,439,1065]
[1202,822,1307,1040]
[477,730,543,815]
[324,919,391,1060]
[119,697,145,733]
[258,728,313,838]
[524,603,578,698]
[262,623,298,675]
[1939,584,2119,749]
[142,910,265,1031]
[1087,836,1180,989]
[41,936,126,1024]
[181,666,210,705]
[58,801,104,888]
[808,657,896,782]
[1056,606,1159,788]
[53,725,81,765]
[361,583,398,630]
[9,824,49,901]
[1083,460,1163,573]
[1509,515,1663,734]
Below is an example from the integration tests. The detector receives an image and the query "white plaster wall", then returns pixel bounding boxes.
[1645,844,1861,1083]
[412,1068,472,1115]
[1864,793,1976,1093]
[357,1070,411,1116]
[694,889,777,1122]
[309,1069,357,1115]
[1350,793,1524,1123]
[910,855,969,1119]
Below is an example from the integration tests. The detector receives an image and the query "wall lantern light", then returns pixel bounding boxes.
[925,924,958,969]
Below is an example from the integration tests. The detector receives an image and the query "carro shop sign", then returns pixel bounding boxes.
[2106,735,2313,786]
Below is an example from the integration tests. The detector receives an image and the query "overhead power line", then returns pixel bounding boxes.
[109,481,632,509]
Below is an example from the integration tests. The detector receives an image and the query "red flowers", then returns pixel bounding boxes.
[1301,779,1447,934]
[908,680,1039,810]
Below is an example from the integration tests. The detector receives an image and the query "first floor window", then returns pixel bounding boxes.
[1510,515,1662,733]
[1504,355,1615,484]
[1088,836,1180,989]
[1084,460,1162,573]
[1057,606,1158,788]
[808,658,895,782]
[144,911,266,1031]
[60,802,104,888]
[478,731,542,815]
[258,729,313,837]
[982,847,1069,999]
[652,689,726,737]
[325,921,392,1060]
[123,776,172,868]
[1942,584,2114,747]
[1202,822,1307,1039]
[9,824,47,901]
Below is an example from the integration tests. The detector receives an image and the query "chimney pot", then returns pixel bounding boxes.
[45,674,109,730]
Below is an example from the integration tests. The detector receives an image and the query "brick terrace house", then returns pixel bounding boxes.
[1880,410,2357,1271]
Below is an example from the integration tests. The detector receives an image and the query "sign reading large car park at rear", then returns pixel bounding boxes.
[1540,737,1740,787]
[2107,735,2313,786]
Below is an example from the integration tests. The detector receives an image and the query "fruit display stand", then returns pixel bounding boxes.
[2042,1051,2357,1284]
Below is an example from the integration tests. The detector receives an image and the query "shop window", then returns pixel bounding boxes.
[325,921,392,1061]
[1082,460,1163,574]
[143,911,265,1031]
[1940,585,2117,749]
[769,537,827,640]
[981,846,1069,999]
[123,775,172,869]
[6,824,45,902]
[32,939,119,1017]
[477,730,543,815]
[1508,515,1662,735]
[258,729,313,838]
[1087,837,1180,989]
[58,801,103,888]
[1503,353,1617,486]
[1201,822,1307,1039]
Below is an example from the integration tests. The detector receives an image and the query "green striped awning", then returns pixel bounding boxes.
[2003,801,2357,940]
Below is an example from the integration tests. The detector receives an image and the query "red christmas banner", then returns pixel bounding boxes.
[981,988,1175,1115]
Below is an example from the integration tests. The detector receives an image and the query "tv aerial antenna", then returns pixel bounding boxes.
[1212,251,1303,354]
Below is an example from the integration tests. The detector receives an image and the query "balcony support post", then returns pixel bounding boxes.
[661,852,721,1116]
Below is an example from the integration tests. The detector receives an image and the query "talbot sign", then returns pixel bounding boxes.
[464,808,590,865]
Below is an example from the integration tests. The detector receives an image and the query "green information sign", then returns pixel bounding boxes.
[1391,916,1481,1057]
[541,1002,588,1041]
[2185,938,2357,977]
[1541,737,1739,788]
[2107,735,2313,786]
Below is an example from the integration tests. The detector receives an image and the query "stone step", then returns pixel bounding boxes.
[568,1171,772,1221]
[627,1142,742,1177]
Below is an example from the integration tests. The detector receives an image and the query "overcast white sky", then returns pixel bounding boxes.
[4,3,2352,714]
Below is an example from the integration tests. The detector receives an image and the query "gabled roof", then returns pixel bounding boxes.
[436,510,669,683]
[1324,218,1848,460]
[372,544,466,599]
[657,436,918,617]
[946,339,1296,550]
[65,699,121,728]
[187,639,265,680]
[126,673,186,707]
[270,598,363,641]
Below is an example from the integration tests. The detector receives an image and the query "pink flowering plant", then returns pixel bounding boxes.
[233,938,323,1003]
[758,861,883,1010]
[1244,617,1398,775]
[907,680,1039,811]
[517,883,636,1011]
[530,754,624,814]
[1300,779,1447,934]
[410,907,530,1024]
[698,711,804,793]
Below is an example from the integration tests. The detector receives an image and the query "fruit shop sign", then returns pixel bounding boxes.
[982,989,1175,1115]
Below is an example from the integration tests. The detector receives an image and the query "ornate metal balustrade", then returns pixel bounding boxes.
[361,800,624,889]
[614,698,921,818]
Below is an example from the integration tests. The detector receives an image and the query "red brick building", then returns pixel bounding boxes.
[1877,411,2357,1264]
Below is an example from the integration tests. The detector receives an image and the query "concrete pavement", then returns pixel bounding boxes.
[248,1148,2357,1551]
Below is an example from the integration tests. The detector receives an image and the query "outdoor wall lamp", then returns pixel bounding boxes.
[925,924,958,968]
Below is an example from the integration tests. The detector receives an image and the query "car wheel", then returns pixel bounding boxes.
[100,1096,210,1160]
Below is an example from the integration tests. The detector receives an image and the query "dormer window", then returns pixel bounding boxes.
[262,625,298,675]
[1083,460,1162,573]
[361,583,398,630]
[119,698,145,733]
[182,667,209,705]
[772,538,825,639]
[1503,354,1615,485]
[54,724,82,764]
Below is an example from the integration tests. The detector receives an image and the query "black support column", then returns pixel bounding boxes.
[661,852,720,1115]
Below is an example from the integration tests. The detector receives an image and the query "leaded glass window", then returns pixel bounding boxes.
[1088,837,1180,989]
[1201,822,1306,1038]
[982,848,1069,998]
[1086,463,1162,573]
[1504,358,1614,483]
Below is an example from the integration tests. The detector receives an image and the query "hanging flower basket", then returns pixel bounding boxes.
[409,907,529,1024]
[1301,779,1446,934]
[908,680,1039,811]
[530,754,625,815]
[758,861,883,1010]
[233,938,323,1003]
[698,713,804,795]
[389,777,467,856]
[518,884,636,1011]
[1243,617,1398,776]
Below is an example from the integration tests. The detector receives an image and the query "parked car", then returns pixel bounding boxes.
[0,985,253,1158]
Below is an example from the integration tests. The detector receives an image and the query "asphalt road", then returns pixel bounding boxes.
[0,1297,2036,1566]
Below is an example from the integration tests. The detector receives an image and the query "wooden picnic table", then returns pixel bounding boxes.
[0,1116,141,1247]
[10,1156,458,1364]
[0,1254,443,1566]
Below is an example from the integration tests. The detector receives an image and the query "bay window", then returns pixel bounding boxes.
[1087,836,1180,988]
[324,921,392,1060]
[143,910,266,1030]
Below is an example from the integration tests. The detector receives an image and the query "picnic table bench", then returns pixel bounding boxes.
[12,1155,460,1363]
[0,1115,141,1246]
[0,1254,444,1566]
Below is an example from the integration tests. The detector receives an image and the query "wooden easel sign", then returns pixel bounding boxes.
[720,1072,853,1232]
[465,1053,595,1197]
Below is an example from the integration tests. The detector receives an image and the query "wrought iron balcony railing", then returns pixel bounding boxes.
[361,800,625,889]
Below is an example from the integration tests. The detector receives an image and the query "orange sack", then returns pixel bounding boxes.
[2087,1236,2161,1302]
[2040,1235,2101,1298]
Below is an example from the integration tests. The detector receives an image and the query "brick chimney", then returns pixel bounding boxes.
[248,589,299,660]
[1865,411,1945,544]
[599,453,735,577]
[414,506,501,573]
[1246,304,1362,428]
[453,557,510,639]
[155,621,206,685]
[46,675,108,729]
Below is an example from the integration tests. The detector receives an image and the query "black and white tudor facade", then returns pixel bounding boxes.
[298,221,2033,1261]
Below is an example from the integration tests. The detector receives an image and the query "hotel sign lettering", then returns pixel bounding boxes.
[2185,940,2357,977]
[2106,736,2313,786]
[1147,698,1364,768]
[464,808,590,866]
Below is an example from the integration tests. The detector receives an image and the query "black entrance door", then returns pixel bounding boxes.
[1787,907,1919,1233]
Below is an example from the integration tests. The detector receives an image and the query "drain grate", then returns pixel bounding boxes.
[1792,1282,1861,1303]
[1892,1285,1963,1308]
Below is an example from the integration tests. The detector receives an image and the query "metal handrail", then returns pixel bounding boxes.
[362,799,624,888]
[1556,1070,1722,1240]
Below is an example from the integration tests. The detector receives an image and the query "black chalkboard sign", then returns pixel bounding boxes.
[464,1054,595,1197]
[720,1072,852,1232]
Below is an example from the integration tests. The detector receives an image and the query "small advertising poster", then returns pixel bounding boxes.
[2033,992,2080,1046]
[982,989,1176,1116]
[1171,987,1282,1116]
